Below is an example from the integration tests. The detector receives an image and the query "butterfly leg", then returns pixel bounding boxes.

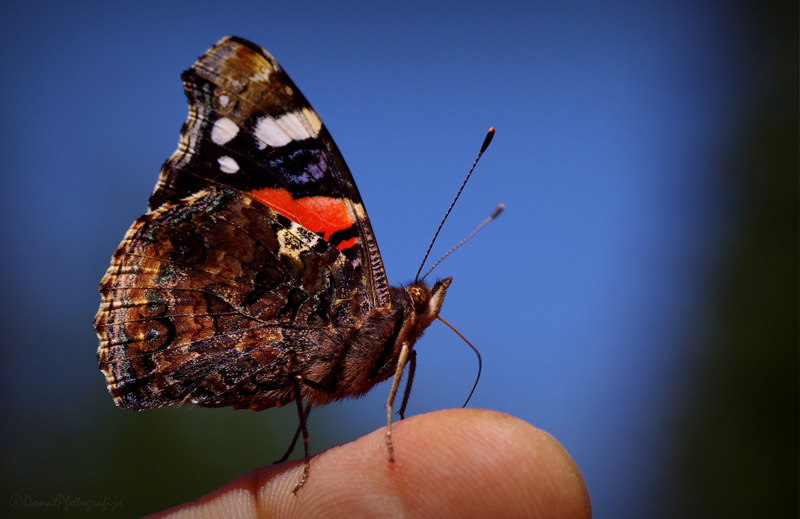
[385,342,411,461]
[291,375,312,494]
[276,402,312,463]
[397,349,417,420]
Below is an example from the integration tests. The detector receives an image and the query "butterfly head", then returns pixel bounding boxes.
[406,277,452,336]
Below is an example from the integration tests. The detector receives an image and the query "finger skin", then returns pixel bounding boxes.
[147,409,591,519]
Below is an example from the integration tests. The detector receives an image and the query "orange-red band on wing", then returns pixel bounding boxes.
[249,187,357,250]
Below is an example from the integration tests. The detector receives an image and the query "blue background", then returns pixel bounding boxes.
[1,1,795,517]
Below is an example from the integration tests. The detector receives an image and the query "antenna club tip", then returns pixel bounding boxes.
[492,203,505,218]
[480,127,496,153]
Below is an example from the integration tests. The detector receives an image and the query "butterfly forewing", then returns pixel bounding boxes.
[150,36,390,307]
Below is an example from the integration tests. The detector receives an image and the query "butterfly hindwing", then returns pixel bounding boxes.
[96,185,361,410]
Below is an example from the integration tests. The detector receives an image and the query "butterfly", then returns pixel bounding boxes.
[95,36,459,492]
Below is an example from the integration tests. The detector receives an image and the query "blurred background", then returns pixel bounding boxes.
[1,1,796,517]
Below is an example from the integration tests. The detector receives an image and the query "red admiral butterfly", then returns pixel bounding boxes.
[95,36,489,492]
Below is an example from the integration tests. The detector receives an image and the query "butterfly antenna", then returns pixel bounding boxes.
[414,127,496,281]
[437,316,482,407]
[420,203,504,281]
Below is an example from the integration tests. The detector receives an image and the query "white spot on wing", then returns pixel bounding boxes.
[253,117,285,148]
[211,117,239,146]
[218,94,230,108]
[253,108,323,148]
[217,155,240,174]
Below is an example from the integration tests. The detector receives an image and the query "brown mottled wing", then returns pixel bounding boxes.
[95,36,391,410]
[97,188,354,410]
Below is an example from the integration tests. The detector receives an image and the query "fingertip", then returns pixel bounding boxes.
[385,409,592,519]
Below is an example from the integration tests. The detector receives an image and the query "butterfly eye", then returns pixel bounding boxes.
[407,285,428,314]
